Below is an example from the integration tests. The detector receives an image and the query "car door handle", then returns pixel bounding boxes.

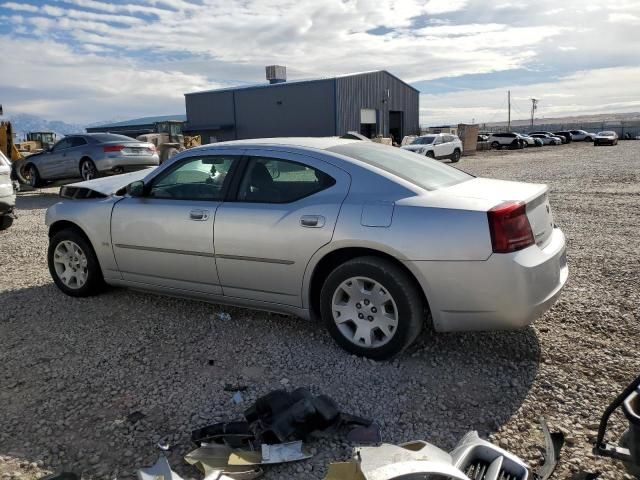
[189,209,209,221]
[300,215,325,228]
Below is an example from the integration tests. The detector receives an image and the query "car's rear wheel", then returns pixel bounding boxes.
[80,159,98,181]
[451,149,461,162]
[25,164,42,188]
[320,256,424,359]
[48,228,105,297]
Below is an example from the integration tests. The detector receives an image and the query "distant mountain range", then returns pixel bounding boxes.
[483,111,640,127]
[4,113,87,140]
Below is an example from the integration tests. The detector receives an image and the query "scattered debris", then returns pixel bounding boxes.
[184,443,262,479]
[226,441,311,465]
[215,312,232,321]
[232,391,244,405]
[323,430,533,480]
[137,456,183,480]
[157,440,171,452]
[39,473,80,480]
[346,424,381,445]
[537,417,564,480]
[224,384,248,392]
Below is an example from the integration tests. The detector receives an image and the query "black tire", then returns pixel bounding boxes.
[491,141,500,150]
[48,228,105,297]
[25,163,43,188]
[451,149,461,162]
[425,151,435,159]
[585,137,593,142]
[0,215,14,231]
[80,159,99,181]
[320,256,425,359]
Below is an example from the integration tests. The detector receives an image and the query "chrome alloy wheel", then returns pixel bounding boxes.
[53,240,88,289]
[81,161,97,181]
[331,276,399,348]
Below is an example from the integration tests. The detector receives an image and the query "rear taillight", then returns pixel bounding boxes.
[147,144,156,152]
[103,145,125,152]
[487,201,535,253]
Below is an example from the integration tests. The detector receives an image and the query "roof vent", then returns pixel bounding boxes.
[266,65,287,84]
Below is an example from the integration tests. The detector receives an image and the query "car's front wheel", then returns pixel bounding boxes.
[425,151,435,159]
[48,228,105,297]
[320,256,424,359]
[491,141,500,149]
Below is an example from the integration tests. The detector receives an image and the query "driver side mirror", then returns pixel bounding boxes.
[127,180,145,197]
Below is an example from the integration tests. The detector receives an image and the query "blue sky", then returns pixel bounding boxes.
[1,0,640,125]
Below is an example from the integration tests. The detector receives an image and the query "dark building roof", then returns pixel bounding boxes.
[88,114,186,130]
[185,70,420,96]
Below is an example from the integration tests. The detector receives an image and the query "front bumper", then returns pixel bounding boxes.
[0,190,16,215]
[408,227,568,332]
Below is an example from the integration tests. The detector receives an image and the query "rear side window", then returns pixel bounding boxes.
[237,157,335,203]
[70,137,87,147]
[328,142,472,191]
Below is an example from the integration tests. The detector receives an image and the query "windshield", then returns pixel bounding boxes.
[598,131,615,136]
[328,142,472,191]
[411,136,436,145]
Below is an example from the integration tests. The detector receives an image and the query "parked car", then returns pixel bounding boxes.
[553,131,573,143]
[568,130,597,142]
[594,131,619,146]
[400,133,463,162]
[21,133,159,187]
[45,138,568,359]
[0,150,17,230]
[530,131,566,144]
[530,133,562,145]
[477,134,490,142]
[488,132,524,149]
[515,133,537,147]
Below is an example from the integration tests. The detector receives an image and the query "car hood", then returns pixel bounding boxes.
[63,168,155,196]
[401,144,430,151]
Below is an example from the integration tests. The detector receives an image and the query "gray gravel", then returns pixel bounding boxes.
[1,141,639,480]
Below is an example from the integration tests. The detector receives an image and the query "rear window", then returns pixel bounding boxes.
[89,133,135,143]
[328,143,472,191]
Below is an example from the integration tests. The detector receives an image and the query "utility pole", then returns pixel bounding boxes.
[530,98,538,128]
[507,90,511,131]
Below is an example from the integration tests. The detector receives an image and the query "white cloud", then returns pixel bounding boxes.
[608,13,640,25]
[421,67,640,125]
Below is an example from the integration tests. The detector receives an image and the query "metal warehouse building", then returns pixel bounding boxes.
[184,67,419,144]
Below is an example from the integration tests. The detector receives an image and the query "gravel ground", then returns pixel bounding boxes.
[1,141,638,480]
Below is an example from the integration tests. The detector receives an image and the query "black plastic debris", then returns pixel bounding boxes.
[192,387,372,447]
[40,473,79,480]
[346,423,381,444]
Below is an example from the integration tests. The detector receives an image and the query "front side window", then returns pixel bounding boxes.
[237,157,335,203]
[52,138,73,152]
[149,155,238,200]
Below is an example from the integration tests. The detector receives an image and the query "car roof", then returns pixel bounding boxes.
[189,137,362,152]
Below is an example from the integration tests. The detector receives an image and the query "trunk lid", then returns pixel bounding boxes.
[103,141,156,156]
[443,178,555,248]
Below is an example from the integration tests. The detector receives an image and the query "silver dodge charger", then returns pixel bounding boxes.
[45,138,568,359]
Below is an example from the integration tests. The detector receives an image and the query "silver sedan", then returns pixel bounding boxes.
[45,138,568,359]
[21,133,159,187]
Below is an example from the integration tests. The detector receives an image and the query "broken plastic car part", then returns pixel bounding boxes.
[594,373,640,476]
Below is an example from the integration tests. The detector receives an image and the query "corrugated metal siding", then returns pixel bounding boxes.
[335,71,419,137]
[185,90,236,131]
[234,80,336,139]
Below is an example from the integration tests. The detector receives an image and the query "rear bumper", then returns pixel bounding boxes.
[96,154,159,173]
[408,227,568,332]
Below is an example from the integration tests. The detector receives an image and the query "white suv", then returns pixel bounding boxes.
[401,133,463,162]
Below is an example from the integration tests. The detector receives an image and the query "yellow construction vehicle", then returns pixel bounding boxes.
[0,121,24,162]
[136,120,201,163]
[15,131,56,156]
